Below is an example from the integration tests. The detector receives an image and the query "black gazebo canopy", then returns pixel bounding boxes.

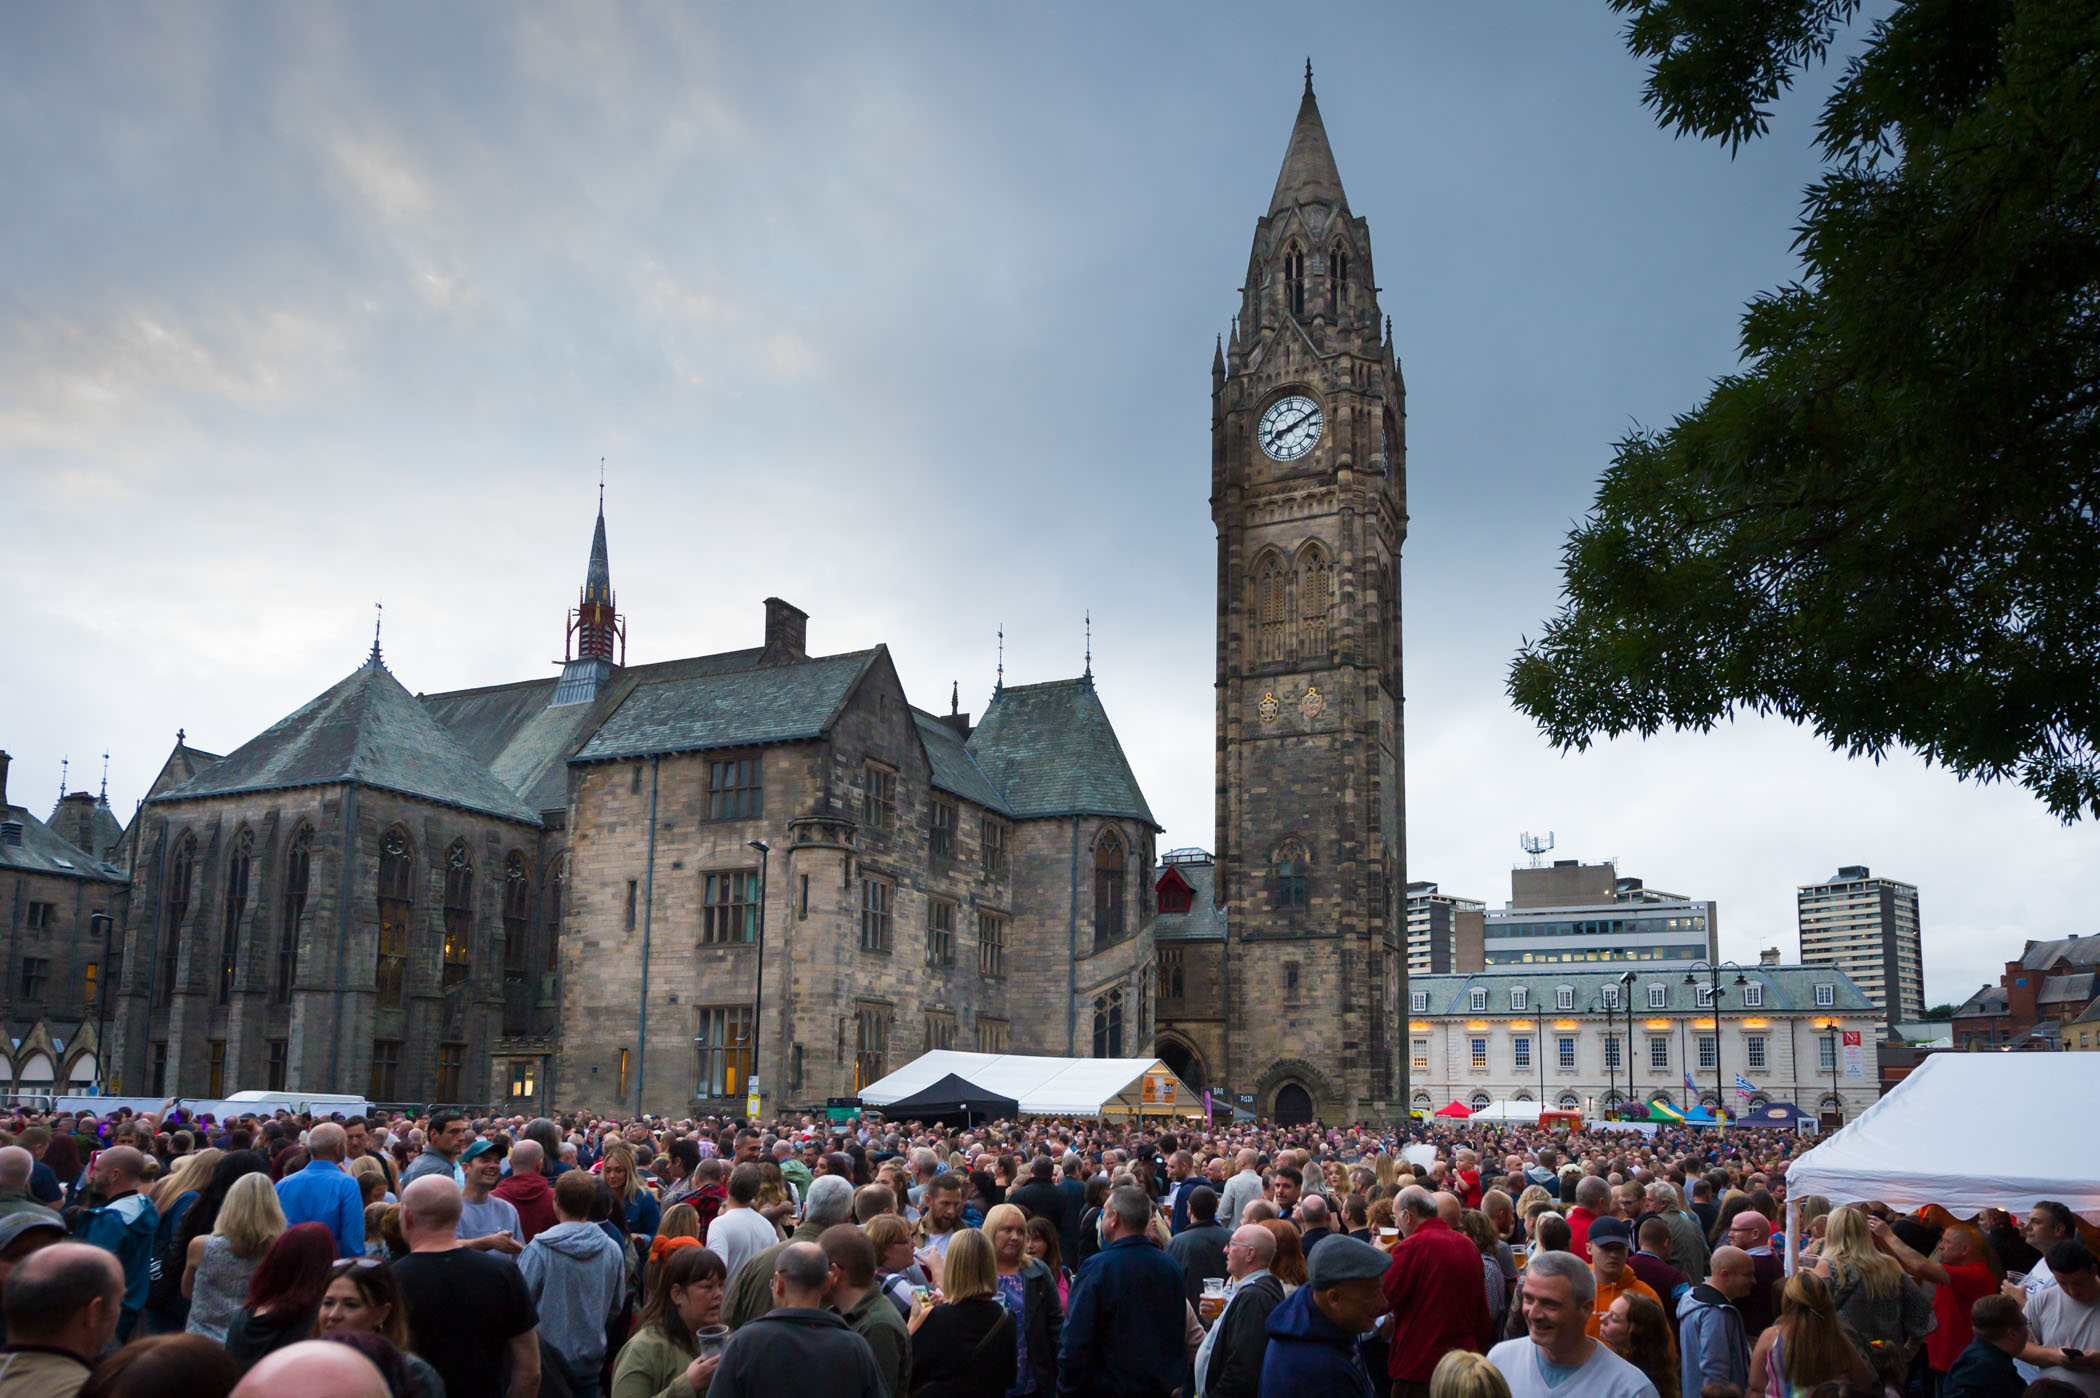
[876,1072,1020,1127]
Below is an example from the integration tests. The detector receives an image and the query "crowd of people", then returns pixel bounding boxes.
[0,1100,2089,1398]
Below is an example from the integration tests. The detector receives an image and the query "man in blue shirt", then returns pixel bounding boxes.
[70,1145,158,1339]
[276,1122,364,1258]
[1058,1186,1185,1398]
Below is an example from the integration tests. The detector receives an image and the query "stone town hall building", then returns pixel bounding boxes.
[29,74,1405,1123]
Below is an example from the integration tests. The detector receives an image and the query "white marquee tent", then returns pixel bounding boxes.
[1785,1053,2100,1229]
[1469,1099,1543,1124]
[858,1051,1200,1118]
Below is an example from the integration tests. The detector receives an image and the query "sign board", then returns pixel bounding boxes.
[1841,1031,1865,1080]
[1237,1094,1254,1106]
[1141,1074,1176,1107]
[826,1096,862,1123]
[745,1091,761,1118]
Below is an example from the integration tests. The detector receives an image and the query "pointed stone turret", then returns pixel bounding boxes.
[554,491,626,706]
[1268,63,1349,216]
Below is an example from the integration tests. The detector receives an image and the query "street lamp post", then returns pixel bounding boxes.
[1620,969,1638,1116]
[90,914,112,1094]
[1587,994,1619,1118]
[1683,961,1747,1122]
[1825,1026,1841,1130]
[747,840,769,1120]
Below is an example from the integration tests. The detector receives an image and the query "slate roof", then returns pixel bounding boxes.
[45,794,124,865]
[1407,965,1876,1016]
[2038,971,2098,1006]
[2021,936,2100,970]
[160,656,540,824]
[1152,859,1225,942]
[144,741,220,800]
[966,680,1157,827]
[1954,984,2010,1018]
[912,711,1009,816]
[574,650,881,764]
[0,803,125,884]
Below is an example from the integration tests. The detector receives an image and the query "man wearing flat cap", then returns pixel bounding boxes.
[1257,1234,1391,1397]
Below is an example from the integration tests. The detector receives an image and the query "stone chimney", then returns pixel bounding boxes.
[759,598,808,665]
[1759,947,1781,967]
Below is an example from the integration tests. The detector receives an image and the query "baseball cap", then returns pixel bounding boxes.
[461,1138,499,1163]
[0,1210,66,1251]
[1305,1233,1391,1288]
[1589,1217,1633,1248]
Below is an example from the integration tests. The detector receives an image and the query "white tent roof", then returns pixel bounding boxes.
[858,1051,1196,1117]
[1786,1053,2100,1219]
[1470,1099,1542,1123]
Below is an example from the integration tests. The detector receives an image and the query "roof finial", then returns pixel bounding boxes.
[995,623,1004,697]
[1305,57,1314,96]
[598,457,605,513]
[99,753,109,802]
[950,681,959,716]
[371,601,384,665]
[1083,610,1093,686]
[58,757,67,799]
[176,728,185,747]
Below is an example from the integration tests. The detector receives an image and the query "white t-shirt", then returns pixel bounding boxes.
[706,1205,780,1281]
[1487,1337,1662,1398]
[2025,1284,2100,1398]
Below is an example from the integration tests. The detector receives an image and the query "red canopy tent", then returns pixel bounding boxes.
[1434,1101,1473,1118]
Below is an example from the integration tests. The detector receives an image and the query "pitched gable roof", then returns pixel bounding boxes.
[966,679,1156,827]
[912,711,1009,816]
[160,657,539,824]
[0,802,125,885]
[573,650,881,763]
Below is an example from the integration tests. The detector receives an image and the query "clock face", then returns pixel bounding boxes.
[1258,395,1323,461]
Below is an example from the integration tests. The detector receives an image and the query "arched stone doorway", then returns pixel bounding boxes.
[1274,1083,1314,1126]
[1156,1038,1206,1091]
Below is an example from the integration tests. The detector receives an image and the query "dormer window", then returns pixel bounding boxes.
[1816,983,1835,1007]
[1511,987,1528,1012]
[1648,984,1667,1009]
[1743,983,1763,1008]
[1556,986,1574,1011]
[1410,991,1427,1013]
[1469,987,1487,1012]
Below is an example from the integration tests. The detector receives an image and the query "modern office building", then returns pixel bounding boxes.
[1405,882,1484,975]
[1482,860,1719,969]
[1796,866,1923,1031]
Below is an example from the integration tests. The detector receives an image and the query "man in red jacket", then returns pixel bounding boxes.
[1567,1176,1610,1262]
[1382,1184,1490,1398]
[491,1138,558,1243]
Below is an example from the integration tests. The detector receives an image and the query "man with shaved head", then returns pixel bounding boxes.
[0,1242,123,1391]
[232,1339,391,1398]
[275,1120,364,1259]
[1195,1224,1285,1398]
[393,1176,540,1398]
[1677,1246,1755,1398]
[69,1145,156,1340]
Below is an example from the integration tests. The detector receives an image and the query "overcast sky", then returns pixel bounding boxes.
[4,3,2085,1010]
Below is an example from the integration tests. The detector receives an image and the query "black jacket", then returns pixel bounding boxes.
[1945,1340,2026,1398]
[225,1303,319,1373]
[911,1297,1018,1398]
[1206,1274,1285,1398]
[1016,1260,1065,1397]
[1009,1181,1069,1237]
[1165,1222,1230,1308]
[714,1306,885,1398]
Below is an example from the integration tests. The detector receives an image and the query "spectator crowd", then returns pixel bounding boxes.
[0,1100,2089,1398]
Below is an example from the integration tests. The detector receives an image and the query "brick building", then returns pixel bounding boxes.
[1949,935,2100,1050]
[1152,71,1408,1127]
[105,503,1162,1113]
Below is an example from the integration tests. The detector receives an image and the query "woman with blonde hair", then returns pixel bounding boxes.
[1431,1349,1512,1398]
[1811,1205,1932,1351]
[907,1227,1018,1397]
[1375,1153,1401,1192]
[183,1172,286,1344]
[152,1146,223,1214]
[599,1141,660,1254]
[1749,1272,1876,1398]
[644,1201,703,1296]
[983,1203,1061,1395]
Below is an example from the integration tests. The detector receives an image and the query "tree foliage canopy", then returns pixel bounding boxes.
[1510,0,2100,819]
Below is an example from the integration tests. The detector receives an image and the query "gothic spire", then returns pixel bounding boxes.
[567,483,624,671]
[583,498,613,608]
[1268,63,1349,217]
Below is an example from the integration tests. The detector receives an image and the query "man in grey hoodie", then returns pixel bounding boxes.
[517,1170,626,1398]
[1676,1246,1756,1398]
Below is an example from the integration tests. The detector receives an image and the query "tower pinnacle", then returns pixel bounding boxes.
[1268,64,1349,216]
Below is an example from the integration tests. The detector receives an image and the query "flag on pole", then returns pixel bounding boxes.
[1684,1072,1696,1094]
[1734,1073,1755,1100]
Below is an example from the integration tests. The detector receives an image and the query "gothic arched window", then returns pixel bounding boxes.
[502,852,531,982]
[442,842,473,991]
[1330,244,1349,315]
[1284,242,1305,316]
[218,828,253,1004]
[1275,839,1309,908]
[1094,830,1127,948]
[1092,988,1125,1058]
[1297,543,1331,660]
[277,826,311,1001]
[1254,551,1289,664]
[376,828,413,1008]
[159,833,196,1005]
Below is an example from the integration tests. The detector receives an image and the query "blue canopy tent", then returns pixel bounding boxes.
[1683,1106,1731,1126]
[1744,1101,1817,1129]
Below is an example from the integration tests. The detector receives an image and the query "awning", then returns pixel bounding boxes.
[1434,1100,1473,1118]
[872,1073,1019,1127]
[858,1051,1200,1118]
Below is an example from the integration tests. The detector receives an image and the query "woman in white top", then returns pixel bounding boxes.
[183,1173,286,1344]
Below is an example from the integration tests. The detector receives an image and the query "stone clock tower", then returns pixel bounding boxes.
[1211,71,1406,1125]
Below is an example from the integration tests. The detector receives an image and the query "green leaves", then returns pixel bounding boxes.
[1516,0,2100,819]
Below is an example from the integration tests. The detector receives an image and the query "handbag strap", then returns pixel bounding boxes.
[966,1305,1014,1365]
